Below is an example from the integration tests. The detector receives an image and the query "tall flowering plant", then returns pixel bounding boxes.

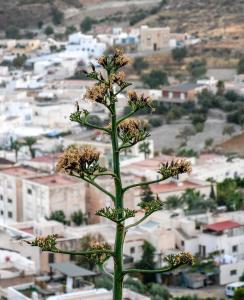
[29,49,194,300]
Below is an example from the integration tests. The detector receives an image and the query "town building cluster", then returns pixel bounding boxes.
[0,23,244,300]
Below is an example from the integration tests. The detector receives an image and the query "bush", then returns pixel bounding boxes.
[172,47,187,63]
[5,26,20,39]
[80,17,95,33]
[45,26,54,36]
[188,59,207,79]
[237,57,244,74]
[194,122,204,132]
[52,8,64,25]
[141,69,168,88]
[95,275,113,290]
[133,57,149,74]
[149,117,163,127]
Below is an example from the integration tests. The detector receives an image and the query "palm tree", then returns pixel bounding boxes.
[139,141,151,159]
[10,139,22,162]
[24,136,37,158]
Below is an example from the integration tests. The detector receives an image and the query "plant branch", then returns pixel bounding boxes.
[41,247,114,256]
[124,264,180,275]
[125,212,153,230]
[117,109,137,126]
[99,261,114,279]
[73,174,115,201]
[123,176,164,193]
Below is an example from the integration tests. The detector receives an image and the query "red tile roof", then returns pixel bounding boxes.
[150,180,205,193]
[204,220,240,232]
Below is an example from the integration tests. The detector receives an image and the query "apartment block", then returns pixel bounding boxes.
[22,174,86,221]
[0,166,43,224]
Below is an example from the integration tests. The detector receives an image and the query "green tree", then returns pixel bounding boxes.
[133,57,149,74]
[217,178,243,211]
[148,283,170,300]
[204,138,214,150]
[216,80,225,96]
[135,241,156,283]
[71,210,84,226]
[49,210,67,224]
[165,195,181,210]
[29,49,194,300]
[234,288,244,300]
[172,47,187,63]
[188,60,207,79]
[38,21,43,29]
[24,136,37,158]
[237,57,244,74]
[45,26,54,36]
[141,69,168,88]
[65,25,77,36]
[13,54,27,68]
[80,16,95,33]
[139,141,151,159]
[5,26,20,39]
[52,8,64,25]
[10,139,22,162]
[95,274,113,290]
[140,177,154,203]
[222,124,235,136]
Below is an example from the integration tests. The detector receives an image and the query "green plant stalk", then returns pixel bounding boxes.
[111,102,124,300]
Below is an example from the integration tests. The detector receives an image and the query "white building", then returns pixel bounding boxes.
[0,166,44,224]
[67,32,106,58]
[22,174,86,221]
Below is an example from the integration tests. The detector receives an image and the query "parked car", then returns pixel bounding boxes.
[225,281,244,297]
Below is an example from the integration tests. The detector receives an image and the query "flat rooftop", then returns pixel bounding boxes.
[0,166,41,178]
[30,153,61,163]
[28,174,79,186]
[151,180,208,193]
[163,82,205,92]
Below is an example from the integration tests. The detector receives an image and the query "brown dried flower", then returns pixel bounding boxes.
[113,48,131,68]
[84,83,108,105]
[128,91,153,110]
[164,252,195,267]
[158,159,192,178]
[86,241,112,264]
[97,55,108,67]
[56,145,101,176]
[110,71,126,85]
[118,118,148,134]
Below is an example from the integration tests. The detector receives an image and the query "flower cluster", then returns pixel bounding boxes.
[84,83,108,105]
[112,48,131,69]
[158,159,192,179]
[86,241,112,265]
[138,195,163,215]
[56,145,105,177]
[96,207,136,223]
[118,118,150,147]
[128,91,153,111]
[28,235,58,252]
[164,252,195,267]
[98,49,130,70]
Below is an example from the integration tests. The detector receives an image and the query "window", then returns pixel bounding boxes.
[230,270,237,276]
[27,188,32,195]
[0,210,3,215]
[8,211,12,218]
[7,198,12,203]
[130,247,135,254]
[0,195,3,200]
[181,240,185,246]
[232,245,238,253]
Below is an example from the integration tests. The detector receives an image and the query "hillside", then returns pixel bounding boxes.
[0,0,243,36]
